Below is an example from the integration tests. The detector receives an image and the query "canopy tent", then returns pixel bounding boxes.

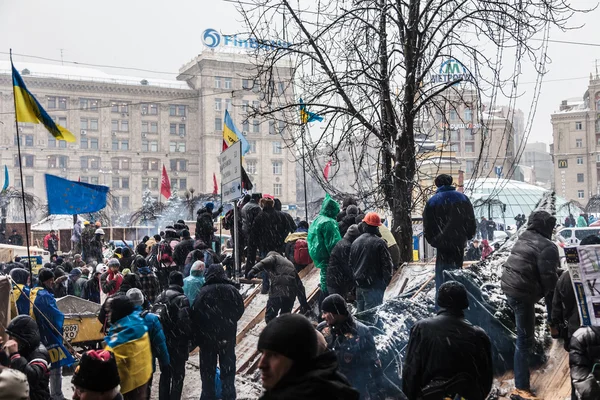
[31,215,85,232]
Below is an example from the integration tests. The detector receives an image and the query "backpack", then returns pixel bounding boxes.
[158,240,173,265]
[293,239,311,266]
[151,291,192,338]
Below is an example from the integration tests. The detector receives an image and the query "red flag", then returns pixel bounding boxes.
[213,173,218,195]
[161,165,171,199]
[323,160,332,181]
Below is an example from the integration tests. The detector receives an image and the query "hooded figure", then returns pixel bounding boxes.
[10,268,30,317]
[481,239,494,259]
[6,315,51,400]
[307,194,342,293]
[501,210,559,399]
[327,224,360,297]
[183,261,205,304]
[338,205,358,237]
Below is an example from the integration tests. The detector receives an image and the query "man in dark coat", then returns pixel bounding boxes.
[402,281,493,400]
[156,271,192,400]
[327,224,360,297]
[6,315,51,400]
[247,251,309,323]
[501,210,559,400]
[349,212,393,312]
[195,203,221,247]
[191,264,244,400]
[423,174,477,297]
[242,193,262,271]
[338,205,358,237]
[317,294,384,399]
[570,325,600,400]
[173,230,195,270]
[465,239,482,261]
[257,314,359,400]
[274,198,297,243]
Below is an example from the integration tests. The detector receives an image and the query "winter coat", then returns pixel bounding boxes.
[173,238,195,269]
[132,305,170,371]
[6,316,50,400]
[82,275,101,303]
[195,209,215,240]
[155,285,192,359]
[250,251,306,300]
[465,244,482,261]
[552,271,580,350]
[501,210,559,303]
[71,221,82,243]
[100,270,123,301]
[138,267,160,304]
[570,326,600,400]
[191,265,244,346]
[307,195,342,291]
[578,216,589,227]
[251,207,288,254]
[87,237,104,263]
[402,310,493,400]
[481,240,493,259]
[317,317,383,397]
[183,272,205,304]
[423,185,477,251]
[32,287,64,353]
[338,214,356,237]
[327,236,356,294]
[259,350,360,400]
[349,230,393,290]
[242,200,261,237]
[10,268,30,316]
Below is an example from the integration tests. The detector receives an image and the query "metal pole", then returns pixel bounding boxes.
[301,124,308,222]
[233,200,240,279]
[10,50,32,278]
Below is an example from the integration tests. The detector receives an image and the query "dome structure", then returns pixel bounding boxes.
[464,178,580,225]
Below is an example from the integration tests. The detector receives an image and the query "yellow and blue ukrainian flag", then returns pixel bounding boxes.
[11,63,76,142]
[223,109,250,155]
[105,314,152,394]
[299,98,323,124]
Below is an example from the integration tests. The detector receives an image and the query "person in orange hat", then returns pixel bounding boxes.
[348,212,393,312]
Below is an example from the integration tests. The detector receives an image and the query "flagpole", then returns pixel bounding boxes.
[301,124,308,222]
[10,49,32,279]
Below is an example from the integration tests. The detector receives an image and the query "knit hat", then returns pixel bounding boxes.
[70,268,82,277]
[437,281,469,310]
[434,174,453,187]
[346,205,359,216]
[344,224,360,239]
[0,368,29,399]
[321,294,349,316]
[55,257,64,265]
[109,294,134,324]
[38,268,54,284]
[169,271,184,287]
[126,288,144,307]
[258,314,318,363]
[107,258,120,269]
[182,230,191,239]
[72,350,120,393]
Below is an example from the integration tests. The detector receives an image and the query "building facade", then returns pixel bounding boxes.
[521,141,553,187]
[551,80,600,204]
[0,52,297,222]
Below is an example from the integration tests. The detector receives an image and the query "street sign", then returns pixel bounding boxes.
[220,140,242,202]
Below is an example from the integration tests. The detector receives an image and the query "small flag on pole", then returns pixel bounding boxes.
[323,160,332,181]
[2,166,9,192]
[299,98,323,124]
[161,165,171,199]
[213,173,218,195]
[222,110,250,155]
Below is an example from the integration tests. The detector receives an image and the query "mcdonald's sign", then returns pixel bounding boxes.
[558,159,568,168]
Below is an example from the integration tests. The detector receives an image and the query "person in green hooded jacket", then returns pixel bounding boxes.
[307,194,342,300]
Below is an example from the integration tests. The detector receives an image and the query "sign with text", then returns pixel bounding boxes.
[570,245,600,326]
[219,140,242,202]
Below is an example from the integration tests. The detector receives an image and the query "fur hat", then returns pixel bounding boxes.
[72,350,120,393]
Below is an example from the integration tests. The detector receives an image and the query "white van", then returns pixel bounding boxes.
[557,227,600,245]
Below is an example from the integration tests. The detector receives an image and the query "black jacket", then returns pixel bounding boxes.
[338,214,356,237]
[570,326,600,400]
[465,244,482,261]
[173,238,195,269]
[191,265,244,345]
[155,284,192,359]
[242,200,261,237]
[259,350,360,400]
[423,185,477,251]
[6,316,50,400]
[349,229,393,290]
[402,310,493,400]
[552,270,580,350]
[251,207,287,253]
[327,236,356,293]
[195,208,216,240]
[250,252,306,300]
[88,237,104,263]
[501,210,559,303]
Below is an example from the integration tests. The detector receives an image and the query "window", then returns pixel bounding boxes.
[90,119,98,131]
[142,122,158,134]
[48,97,56,109]
[215,118,223,131]
[576,139,583,148]
[450,130,460,141]
[54,116,67,126]
[465,129,475,140]
[141,103,158,115]
[465,142,475,153]
[464,108,473,121]
[169,142,186,153]
[242,120,249,133]
[449,110,457,121]
[225,99,231,111]
[112,120,119,132]
[252,100,260,109]
[79,177,89,184]
[25,176,33,189]
[450,144,460,152]
[172,178,187,190]
[80,137,88,149]
[179,124,186,136]
[576,121,583,130]
[272,161,282,175]
[170,159,188,171]
[278,82,285,95]
[90,138,99,149]
[466,160,475,173]
[252,120,260,133]
[215,98,222,111]
[14,155,34,168]
[111,158,130,171]
[121,196,130,210]
[121,140,129,151]
[143,159,160,171]
[246,160,257,174]
[121,120,129,132]
[14,135,33,147]
[269,121,275,135]
[577,173,585,183]
[272,141,282,154]
[48,134,67,149]
[80,98,99,111]
[578,190,585,199]
[242,100,249,113]
[111,102,129,114]
[224,77,232,89]
[112,140,119,151]
[48,155,68,169]
[578,157,584,165]
[122,178,129,189]
[80,118,88,130]
[142,140,159,152]
[278,121,285,133]
[215,77,222,89]
[90,177,99,185]
[274,183,282,196]
[248,140,257,154]
[170,123,177,135]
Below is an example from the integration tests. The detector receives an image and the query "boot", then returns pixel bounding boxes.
[510,389,542,400]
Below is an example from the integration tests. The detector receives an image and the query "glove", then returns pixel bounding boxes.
[247,270,256,280]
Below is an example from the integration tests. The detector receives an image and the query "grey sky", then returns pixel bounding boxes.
[0,0,599,147]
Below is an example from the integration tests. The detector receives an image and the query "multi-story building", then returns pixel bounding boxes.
[551,80,600,203]
[0,53,297,222]
[521,142,553,186]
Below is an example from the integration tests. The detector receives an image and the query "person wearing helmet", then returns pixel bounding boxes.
[87,228,105,265]
[349,212,393,312]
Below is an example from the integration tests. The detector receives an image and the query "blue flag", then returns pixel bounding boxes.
[45,174,109,215]
[2,165,8,192]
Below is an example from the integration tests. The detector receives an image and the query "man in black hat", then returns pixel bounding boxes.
[402,281,493,400]
[72,350,122,400]
[257,313,359,399]
[317,294,384,399]
[423,174,477,298]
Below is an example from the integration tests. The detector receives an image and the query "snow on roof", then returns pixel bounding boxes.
[0,60,190,90]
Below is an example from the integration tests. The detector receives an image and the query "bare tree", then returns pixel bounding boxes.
[236,0,586,261]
